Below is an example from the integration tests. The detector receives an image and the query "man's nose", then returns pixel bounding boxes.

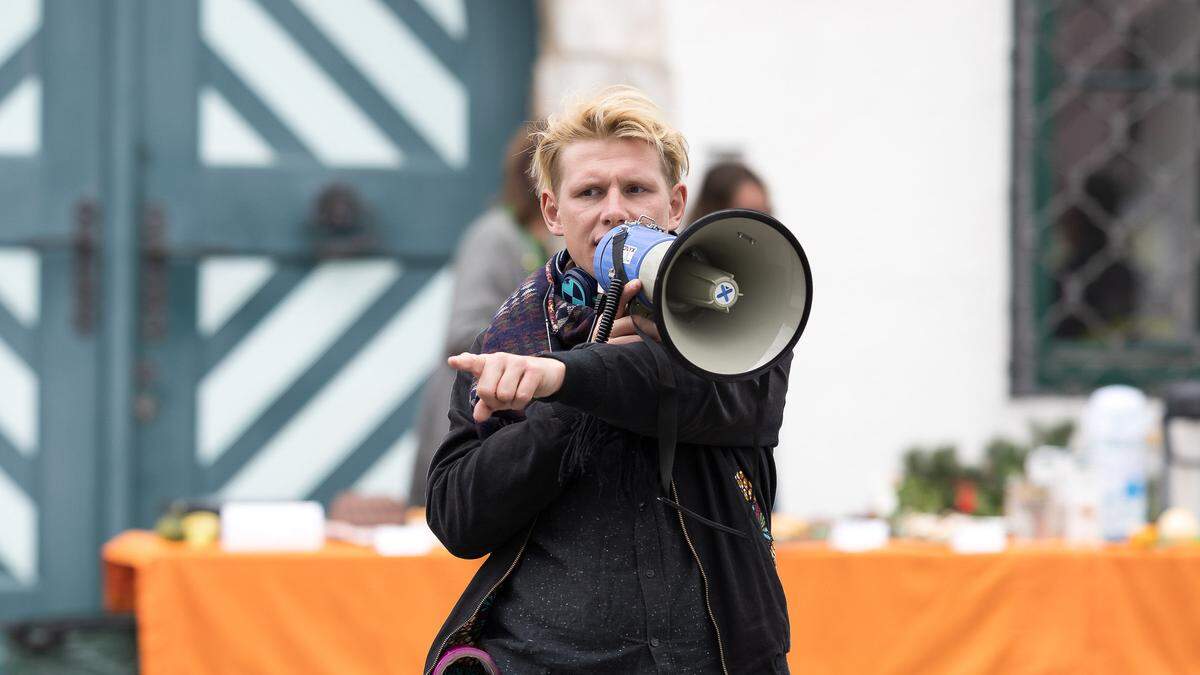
[599,189,632,228]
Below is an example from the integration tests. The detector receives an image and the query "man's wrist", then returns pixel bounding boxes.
[537,347,605,410]
[538,358,566,398]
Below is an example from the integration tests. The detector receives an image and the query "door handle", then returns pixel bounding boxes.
[72,198,99,336]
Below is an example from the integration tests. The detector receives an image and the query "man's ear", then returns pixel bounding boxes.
[668,182,688,232]
[541,190,565,236]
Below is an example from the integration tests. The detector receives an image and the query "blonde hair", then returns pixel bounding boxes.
[530,86,689,196]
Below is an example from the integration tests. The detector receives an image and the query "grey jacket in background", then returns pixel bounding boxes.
[407,206,560,503]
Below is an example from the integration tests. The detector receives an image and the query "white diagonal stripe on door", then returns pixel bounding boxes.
[353,429,416,499]
[0,77,40,157]
[0,466,35,585]
[197,259,400,465]
[220,267,451,500]
[0,336,37,457]
[199,87,276,167]
[0,0,39,69]
[201,0,403,167]
[413,0,466,40]
[0,247,40,327]
[197,255,277,336]
[292,0,468,168]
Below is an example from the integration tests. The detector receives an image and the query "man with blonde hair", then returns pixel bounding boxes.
[425,86,791,674]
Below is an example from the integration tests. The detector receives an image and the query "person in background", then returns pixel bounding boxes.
[408,124,561,505]
[685,159,773,226]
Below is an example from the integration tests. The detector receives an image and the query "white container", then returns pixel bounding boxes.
[373,523,439,556]
[220,501,325,552]
[829,518,889,552]
[1081,385,1151,541]
[950,517,1007,554]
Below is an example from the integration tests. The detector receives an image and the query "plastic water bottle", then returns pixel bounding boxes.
[1081,385,1151,541]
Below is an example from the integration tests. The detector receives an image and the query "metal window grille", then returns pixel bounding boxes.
[1013,0,1200,394]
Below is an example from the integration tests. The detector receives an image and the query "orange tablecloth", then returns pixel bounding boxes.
[104,531,1200,674]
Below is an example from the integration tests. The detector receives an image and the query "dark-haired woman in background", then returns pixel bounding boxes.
[685,160,772,226]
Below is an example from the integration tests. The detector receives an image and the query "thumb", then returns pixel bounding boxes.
[473,399,493,423]
[620,279,642,310]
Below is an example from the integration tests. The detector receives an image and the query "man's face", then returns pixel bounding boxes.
[541,138,687,279]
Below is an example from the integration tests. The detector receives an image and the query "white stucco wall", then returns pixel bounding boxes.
[534,0,1200,517]
[662,0,1091,516]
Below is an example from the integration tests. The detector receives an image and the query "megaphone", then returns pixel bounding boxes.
[592,208,812,380]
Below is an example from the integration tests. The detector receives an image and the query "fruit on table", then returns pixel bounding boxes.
[1157,507,1200,544]
[181,511,220,547]
[1129,524,1157,549]
[155,513,185,541]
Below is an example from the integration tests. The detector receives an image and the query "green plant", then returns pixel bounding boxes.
[894,420,1075,517]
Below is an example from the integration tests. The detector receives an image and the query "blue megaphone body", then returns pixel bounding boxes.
[585,210,811,382]
[593,218,741,314]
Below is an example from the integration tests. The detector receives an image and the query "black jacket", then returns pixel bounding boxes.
[424,338,792,674]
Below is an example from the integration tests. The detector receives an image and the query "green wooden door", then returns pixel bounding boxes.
[133,0,536,534]
[0,0,536,618]
[0,0,109,619]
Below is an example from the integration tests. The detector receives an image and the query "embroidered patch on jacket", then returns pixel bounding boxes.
[734,470,775,562]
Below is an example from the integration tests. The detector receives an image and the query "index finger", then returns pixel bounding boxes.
[447,352,484,375]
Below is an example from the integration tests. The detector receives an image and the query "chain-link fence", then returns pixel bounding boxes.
[1014,0,1200,393]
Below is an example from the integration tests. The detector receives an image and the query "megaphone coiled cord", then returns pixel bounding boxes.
[592,275,626,344]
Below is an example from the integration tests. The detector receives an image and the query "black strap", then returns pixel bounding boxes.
[752,370,770,451]
[632,318,676,495]
[747,370,773,519]
[610,228,630,285]
[611,226,676,495]
[656,495,749,539]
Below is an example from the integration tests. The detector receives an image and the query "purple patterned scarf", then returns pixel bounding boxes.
[471,250,596,436]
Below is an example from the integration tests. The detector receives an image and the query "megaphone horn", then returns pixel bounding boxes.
[593,209,813,381]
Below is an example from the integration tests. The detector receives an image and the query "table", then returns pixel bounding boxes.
[104,532,1200,674]
[785,540,1200,674]
[104,531,479,675]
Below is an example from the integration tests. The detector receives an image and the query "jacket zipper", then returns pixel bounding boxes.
[671,481,729,675]
[425,528,533,675]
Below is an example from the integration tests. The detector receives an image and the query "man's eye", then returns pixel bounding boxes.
[578,187,601,197]
[627,185,648,194]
